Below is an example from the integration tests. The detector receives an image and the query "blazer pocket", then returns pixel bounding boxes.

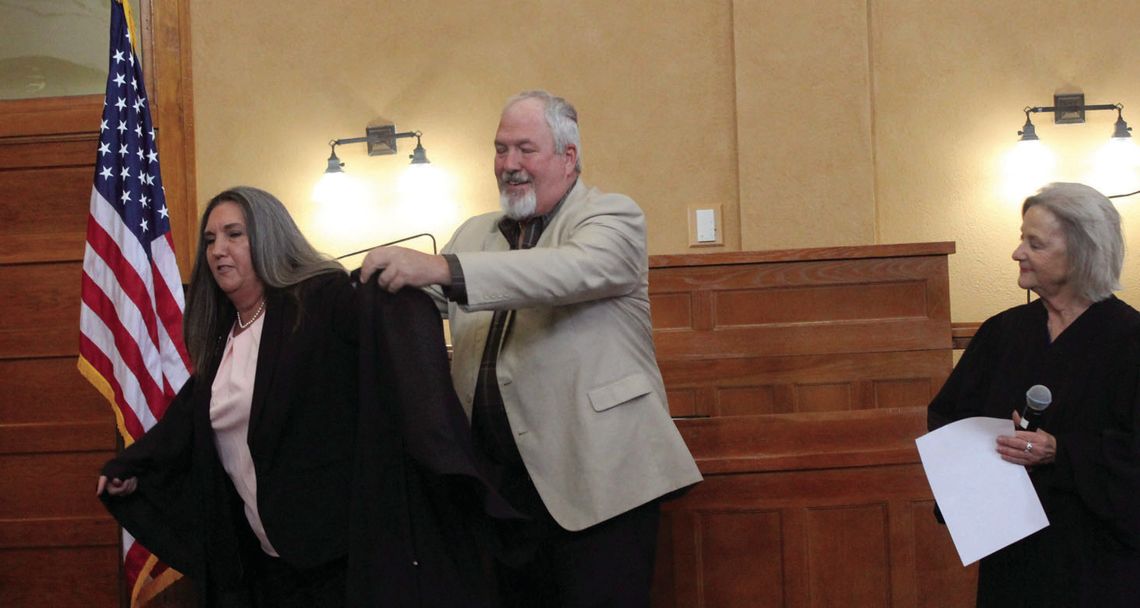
[588,373,653,412]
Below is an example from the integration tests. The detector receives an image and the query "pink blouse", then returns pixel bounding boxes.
[209,313,278,557]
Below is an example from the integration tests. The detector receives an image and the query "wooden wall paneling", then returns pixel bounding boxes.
[804,503,890,607]
[780,506,810,608]
[0,166,93,265]
[887,499,918,607]
[0,263,84,359]
[650,248,952,361]
[910,501,977,607]
[676,408,926,475]
[0,95,104,138]
[659,350,951,417]
[0,452,115,520]
[0,358,111,425]
[657,463,953,607]
[0,105,100,266]
[0,2,195,605]
[648,244,973,607]
[698,508,785,607]
[0,546,120,607]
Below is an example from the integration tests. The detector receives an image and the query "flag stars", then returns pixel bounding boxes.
[117,121,128,134]
[115,97,127,111]
[100,119,108,132]
[158,206,169,220]
[113,50,125,64]
[142,172,153,185]
[131,78,138,91]
[100,166,114,180]
[99,142,111,157]
[113,73,126,87]
[118,143,129,157]
[133,99,143,112]
[135,124,143,138]
[140,194,150,208]
[140,218,149,233]
[121,166,132,180]
[147,149,158,163]
[121,190,132,204]
[136,148,145,161]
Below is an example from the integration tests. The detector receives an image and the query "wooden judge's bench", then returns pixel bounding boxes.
[73,241,974,608]
[647,242,977,607]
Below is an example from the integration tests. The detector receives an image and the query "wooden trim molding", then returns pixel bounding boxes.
[139,0,198,280]
[951,322,981,350]
[650,241,956,269]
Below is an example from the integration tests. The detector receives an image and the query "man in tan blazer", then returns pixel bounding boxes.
[363,90,701,607]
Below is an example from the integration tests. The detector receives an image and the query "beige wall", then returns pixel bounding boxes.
[190,0,1140,323]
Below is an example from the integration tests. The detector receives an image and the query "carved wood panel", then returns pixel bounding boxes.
[648,245,975,607]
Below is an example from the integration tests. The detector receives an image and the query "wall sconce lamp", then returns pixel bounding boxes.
[1012,94,1140,199]
[1017,94,1131,142]
[324,124,429,174]
[313,124,429,205]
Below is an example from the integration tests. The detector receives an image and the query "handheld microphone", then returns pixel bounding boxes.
[1020,385,1052,431]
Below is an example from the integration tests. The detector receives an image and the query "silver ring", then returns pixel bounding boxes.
[1024,441,1033,453]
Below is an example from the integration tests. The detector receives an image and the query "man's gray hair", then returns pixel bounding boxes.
[505,90,583,173]
[1023,182,1123,302]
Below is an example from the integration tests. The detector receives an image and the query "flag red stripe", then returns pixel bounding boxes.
[86,213,162,349]
[80,272,167,417]
[123,540,149,585]
[78,334,146,439]
[152,237,191,366]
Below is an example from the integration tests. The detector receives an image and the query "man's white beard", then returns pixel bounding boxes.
[500,188,537,220]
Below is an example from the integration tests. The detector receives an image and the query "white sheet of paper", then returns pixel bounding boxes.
[915,416,1049,566]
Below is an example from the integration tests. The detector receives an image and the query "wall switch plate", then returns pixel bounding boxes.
[688,204,724,247]
[695,209,716,242]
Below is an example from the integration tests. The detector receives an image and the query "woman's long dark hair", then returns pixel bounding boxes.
[184,186,344,374]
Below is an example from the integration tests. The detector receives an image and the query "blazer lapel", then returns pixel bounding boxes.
[247,289,288,461]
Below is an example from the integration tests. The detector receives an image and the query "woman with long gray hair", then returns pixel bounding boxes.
[928,182,1140,606]
[97,186,358,607]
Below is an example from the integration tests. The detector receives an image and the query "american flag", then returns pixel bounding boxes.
[77,0,191,604]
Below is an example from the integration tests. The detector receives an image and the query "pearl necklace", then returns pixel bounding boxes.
[236,299,265,330]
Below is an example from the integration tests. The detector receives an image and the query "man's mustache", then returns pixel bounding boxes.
[500,170,532,186]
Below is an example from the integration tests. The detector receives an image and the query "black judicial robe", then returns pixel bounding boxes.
[928,296,1140,607]
[347,281,519,607]
[100,272,359,606]
[100,276,517,607]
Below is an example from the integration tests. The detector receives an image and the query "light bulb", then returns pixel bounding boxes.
[1001,140,1056,202]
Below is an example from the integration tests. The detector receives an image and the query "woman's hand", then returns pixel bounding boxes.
[996,410,1057,466]
[97,475,138,497]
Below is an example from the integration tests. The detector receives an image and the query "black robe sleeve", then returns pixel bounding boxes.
[1051,328,1140,549]
[347,282,519,608]
[99,377,205,578]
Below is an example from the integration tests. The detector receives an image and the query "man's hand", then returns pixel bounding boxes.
[361,246,451,293]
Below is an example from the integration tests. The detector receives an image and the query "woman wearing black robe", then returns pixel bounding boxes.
[928,182,1140,607]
